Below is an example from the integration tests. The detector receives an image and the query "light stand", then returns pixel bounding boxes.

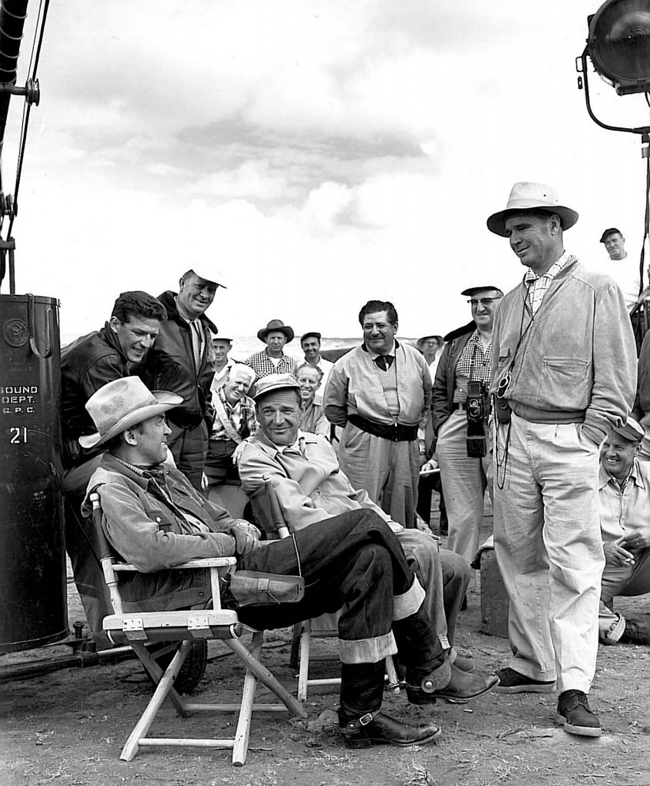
[576,0,650,351]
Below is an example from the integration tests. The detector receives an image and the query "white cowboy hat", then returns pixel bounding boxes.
[487,182,579,237]
[79,376,182,449]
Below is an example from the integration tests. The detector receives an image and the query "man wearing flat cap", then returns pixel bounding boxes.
[81,375,492,749]
[300,331,334,395]
[147,269,226,489]
[245,319,298,380]
[431,286,503,564]
[598,417,650,646]
[487,181,636,737]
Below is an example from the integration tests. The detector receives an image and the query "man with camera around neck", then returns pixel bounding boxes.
[431,285,503,563]
[488,182,636,736]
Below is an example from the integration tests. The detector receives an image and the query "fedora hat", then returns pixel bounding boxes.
[252,373,300,402]
[487,182,579,237]
[79,376,182,449]
[257,319,295,344]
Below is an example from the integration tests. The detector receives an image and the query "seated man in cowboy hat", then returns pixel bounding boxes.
[146,268,227,489]
[245,319,298,380]
[205,363,258,484]
[238,374,499,685]
[81,376,496,748]
[598,417,650,646]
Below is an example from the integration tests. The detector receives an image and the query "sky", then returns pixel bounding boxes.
[2,0,650,342]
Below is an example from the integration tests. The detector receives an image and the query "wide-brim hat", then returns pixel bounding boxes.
[257,319,295,344]
[252,373,300,402]
[79,376,182,449]
[416,335,442,351]
[612,416,645,444]
[487,182,579,237]
[460,286,504,297]
[183,268,227,288]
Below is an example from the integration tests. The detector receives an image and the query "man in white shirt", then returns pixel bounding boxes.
[599,228,641,313]
[597,417,650,646]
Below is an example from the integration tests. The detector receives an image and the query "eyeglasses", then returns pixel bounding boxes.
[468,297,502,307]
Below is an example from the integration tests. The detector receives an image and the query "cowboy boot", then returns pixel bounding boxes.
[338,662,441,749]
[406,661,500,705]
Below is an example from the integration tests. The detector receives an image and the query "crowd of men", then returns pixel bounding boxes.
[61,181,649,750]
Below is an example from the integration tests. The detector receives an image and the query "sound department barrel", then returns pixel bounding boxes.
[0,294,68,652]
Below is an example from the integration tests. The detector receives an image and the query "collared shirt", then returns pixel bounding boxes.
[244,350,298,380]
[598,458,650,545]
[453,330,491,403]
[175,297,205,371]
[210,386,257,443]
[363,340,397,371]
[524,250,571,315]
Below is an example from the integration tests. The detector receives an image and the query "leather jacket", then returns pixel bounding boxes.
[431,320,476,435]
[146,291,217,429]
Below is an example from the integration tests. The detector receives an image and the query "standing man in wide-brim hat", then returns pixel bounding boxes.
[244,319,298,380]
[487,181,636,737]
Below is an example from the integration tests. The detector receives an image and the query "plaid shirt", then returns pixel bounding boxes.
[210,386,257,443]
[524,251,570,315]
[452,330,492,403]
[244,350,298,380]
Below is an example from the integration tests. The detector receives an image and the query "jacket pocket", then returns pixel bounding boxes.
[537,357,591,409]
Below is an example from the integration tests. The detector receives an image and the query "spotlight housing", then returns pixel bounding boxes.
[587,0,650,95]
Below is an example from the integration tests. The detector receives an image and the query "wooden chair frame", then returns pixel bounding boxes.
[248,480,400,702]
[90,492,305,766]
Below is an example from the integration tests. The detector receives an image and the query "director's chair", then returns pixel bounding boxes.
[90,491,306,766]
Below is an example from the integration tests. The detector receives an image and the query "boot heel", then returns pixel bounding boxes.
[341,734,373,749]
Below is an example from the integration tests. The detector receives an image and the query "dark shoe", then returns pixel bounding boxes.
[555,690,602,737]
[494,667,555,694]
[408,663,499,705]
[339,710,441,749]
[619,619,650,645]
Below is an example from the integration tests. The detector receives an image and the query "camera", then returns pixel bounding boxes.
[466,380,490,458]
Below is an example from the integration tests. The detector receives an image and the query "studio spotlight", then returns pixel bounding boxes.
[587,0,650,95]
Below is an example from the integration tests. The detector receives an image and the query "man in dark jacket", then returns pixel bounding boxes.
[61,290,167,639]
[431,286,502,563]
[147,268,225,489]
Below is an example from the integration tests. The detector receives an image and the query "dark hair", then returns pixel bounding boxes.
[358,300,398,327]
[111,291,167,323]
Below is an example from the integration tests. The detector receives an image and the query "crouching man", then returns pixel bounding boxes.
[598,417,650,645]
[81,377,497,748]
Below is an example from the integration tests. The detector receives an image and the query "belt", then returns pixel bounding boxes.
[453,402,466,411]
[348,414,418,442]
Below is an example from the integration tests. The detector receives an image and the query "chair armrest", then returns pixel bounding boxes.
[112,557,237,572]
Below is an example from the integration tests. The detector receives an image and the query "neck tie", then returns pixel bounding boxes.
[375,354,393,371]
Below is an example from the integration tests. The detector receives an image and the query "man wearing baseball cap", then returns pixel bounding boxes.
[598,417,650,645]
[81,376,482,750]
[432,285,503,564]
[487,182,636,736]
[147,269,227,489]
[598,228,641,313]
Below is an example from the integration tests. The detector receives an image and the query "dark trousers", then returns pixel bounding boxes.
[238,509,443,672]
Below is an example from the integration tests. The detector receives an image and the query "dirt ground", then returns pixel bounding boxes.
[1,508,649,786]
